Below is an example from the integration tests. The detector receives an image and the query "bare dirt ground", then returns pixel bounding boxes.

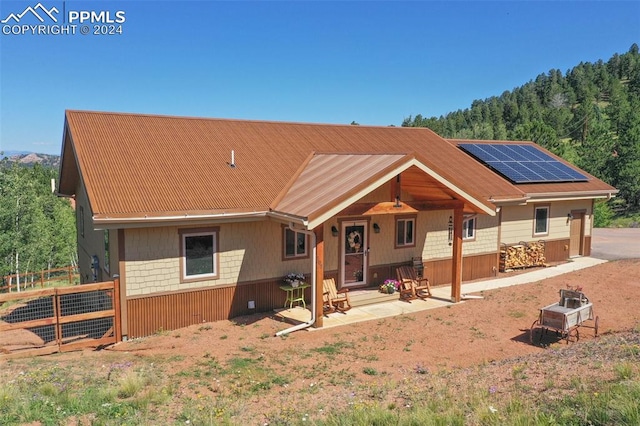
[2,259,640,424]
[109,259,640,368]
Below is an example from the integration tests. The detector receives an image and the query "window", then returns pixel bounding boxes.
[104,230,110,274]
[462,216,476,240]
[180,228,219,281]
[284,228,308,259]
[395,216,416,248]
[534,206,550,236]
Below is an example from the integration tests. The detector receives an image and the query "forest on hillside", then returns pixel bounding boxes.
[0,161,77,283]
[403,44,640,212]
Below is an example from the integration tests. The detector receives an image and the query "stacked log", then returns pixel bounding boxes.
[500,240,546,272]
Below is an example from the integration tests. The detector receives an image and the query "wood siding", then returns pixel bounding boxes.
[545,236,591,261]
[125,235,588,338]
[544,239,571,263]
[425,252,497,285]
[583,236,591,256]
[126,278,310,338]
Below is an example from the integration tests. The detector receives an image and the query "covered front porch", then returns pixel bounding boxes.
[276,285,456,329]
[275,256,605,330]
[270,152,497,330]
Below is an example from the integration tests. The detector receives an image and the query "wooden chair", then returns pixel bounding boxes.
[396,265,432,301]
[322,278,351,313]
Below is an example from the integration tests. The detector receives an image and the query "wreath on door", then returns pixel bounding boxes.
[347,230,362,251]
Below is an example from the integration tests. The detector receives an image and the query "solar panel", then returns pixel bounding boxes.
[459,143,589,184]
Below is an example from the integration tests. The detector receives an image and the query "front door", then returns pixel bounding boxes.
[341,221,368,287]
[569,211,584,257]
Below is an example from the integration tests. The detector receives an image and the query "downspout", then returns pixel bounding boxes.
[275,223,317,336]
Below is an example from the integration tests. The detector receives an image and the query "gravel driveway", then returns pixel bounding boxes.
[591,228,640,260]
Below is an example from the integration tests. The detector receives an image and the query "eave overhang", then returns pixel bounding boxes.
[523,189,618,203]
[92,210,271,230]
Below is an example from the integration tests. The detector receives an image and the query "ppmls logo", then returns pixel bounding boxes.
[2,2,126,36]
[1,2,59,23]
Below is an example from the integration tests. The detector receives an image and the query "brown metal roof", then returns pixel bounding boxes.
[273,153,408,219]
[60,111,495,221]
[58,111,616,226]
[269,153,492,228]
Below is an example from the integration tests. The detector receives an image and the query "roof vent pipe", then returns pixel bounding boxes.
[230,150,236,168]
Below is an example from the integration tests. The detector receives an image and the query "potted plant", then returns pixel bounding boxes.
[380,279,400,294]
[284,272,305,288]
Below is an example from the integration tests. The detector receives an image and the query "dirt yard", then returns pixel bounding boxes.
[2,258,640,424]
[108,258,640,367]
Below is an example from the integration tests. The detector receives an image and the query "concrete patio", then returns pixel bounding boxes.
[274,256,608,330]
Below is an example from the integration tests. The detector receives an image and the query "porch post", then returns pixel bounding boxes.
[314,225,325,328]
[450,207,463,302]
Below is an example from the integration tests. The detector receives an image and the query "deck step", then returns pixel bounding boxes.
[348,288,399,308]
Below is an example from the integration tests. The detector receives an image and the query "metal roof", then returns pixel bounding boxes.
[58,111,616,227]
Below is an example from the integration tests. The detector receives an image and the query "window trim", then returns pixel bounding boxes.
[179,227,220,283]
[462,215,477,241]
[395,215,417,249]
[282,226,310,261]
[533,205,550,237]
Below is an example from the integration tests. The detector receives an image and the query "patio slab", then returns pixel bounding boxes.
[275,257,607,330]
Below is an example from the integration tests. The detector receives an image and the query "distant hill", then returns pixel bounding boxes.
[1,151,60,168]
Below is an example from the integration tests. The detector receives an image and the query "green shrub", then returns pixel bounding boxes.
[594,200,613,227]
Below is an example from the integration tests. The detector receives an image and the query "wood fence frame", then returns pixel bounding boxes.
[0,279,121,359]
[1,265,80,293]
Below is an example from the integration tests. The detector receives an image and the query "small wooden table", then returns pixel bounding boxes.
[280,283,310,309]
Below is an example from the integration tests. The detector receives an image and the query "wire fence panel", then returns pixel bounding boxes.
[0,280,120,358]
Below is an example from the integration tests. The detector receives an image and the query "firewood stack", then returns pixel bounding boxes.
[500,240,546,272]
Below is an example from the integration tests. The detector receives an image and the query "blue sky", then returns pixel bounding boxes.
[1,1,638,155]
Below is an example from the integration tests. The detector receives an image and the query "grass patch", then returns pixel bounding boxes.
[1,326,638,425]
[362,367,378,376]
[312,341,355,355]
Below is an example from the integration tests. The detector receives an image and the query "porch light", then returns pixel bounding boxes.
[331,225,339,237]
[373,223,381,233]
[567,213,573,220]
[448,216,453,246]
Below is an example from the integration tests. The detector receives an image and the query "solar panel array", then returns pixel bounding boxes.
[459,143,589,184]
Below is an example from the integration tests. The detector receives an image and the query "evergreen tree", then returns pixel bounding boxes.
[401,45,640,212]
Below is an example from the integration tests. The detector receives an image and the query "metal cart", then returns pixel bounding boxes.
[530,289,599,344]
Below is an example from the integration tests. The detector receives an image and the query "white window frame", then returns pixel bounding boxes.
[534,205,550,236]
[180,228,219,282]
[395,216,416,248]
[462,215,476,241]
[283,228,308,259]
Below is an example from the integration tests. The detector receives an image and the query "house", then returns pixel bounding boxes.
[57,110,617,339]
